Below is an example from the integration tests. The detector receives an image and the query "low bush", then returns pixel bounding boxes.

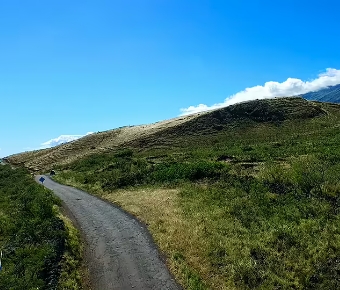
[60,154,229,190]
[150,162,229,183]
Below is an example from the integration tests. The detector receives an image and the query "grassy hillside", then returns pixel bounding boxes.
[6,112,201,172]
[9,97,340,289]
[7,97,326,172]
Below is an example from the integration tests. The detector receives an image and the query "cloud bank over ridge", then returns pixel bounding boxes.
[180,68,340,115]
[41,132,94,148]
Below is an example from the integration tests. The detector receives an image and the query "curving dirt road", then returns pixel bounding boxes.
[36,175,180,290]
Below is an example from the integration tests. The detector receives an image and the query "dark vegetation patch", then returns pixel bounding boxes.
[57,150,230,190]
[0,165,65,289]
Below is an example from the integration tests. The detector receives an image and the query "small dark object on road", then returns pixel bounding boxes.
[39,177,45,184]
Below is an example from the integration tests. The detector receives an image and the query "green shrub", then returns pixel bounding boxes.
[61,153,230,190]
[114,148,133,158]
[151,162,229,183]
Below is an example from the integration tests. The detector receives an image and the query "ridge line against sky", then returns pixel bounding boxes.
[37,68,340,150]
[40,132,94,148]
[180,68,340,115]
[2,0,340,158]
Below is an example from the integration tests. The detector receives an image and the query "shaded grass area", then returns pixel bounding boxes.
[0,165,65,289]
[52,104,340,289]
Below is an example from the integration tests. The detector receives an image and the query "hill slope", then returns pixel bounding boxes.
[6,112,201,171]
[301,83,340,103]
[50,96,340,290]
[6,97,331,171]
[7,96,340,290]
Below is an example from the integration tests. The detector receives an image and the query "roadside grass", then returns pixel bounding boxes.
[179,158,340,289]
[0,165,65,289]
[104,188,209,290]
[0,165,84,289]
[57,212,83,290]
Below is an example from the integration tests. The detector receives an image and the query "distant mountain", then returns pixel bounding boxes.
[301,84,340,103]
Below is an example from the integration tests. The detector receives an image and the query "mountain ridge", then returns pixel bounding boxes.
[301,83,340,103]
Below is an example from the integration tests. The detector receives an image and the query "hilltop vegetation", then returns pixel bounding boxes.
[7,97,326,172]
[8,97,340,289]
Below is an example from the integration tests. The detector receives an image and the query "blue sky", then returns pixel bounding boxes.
[1,0,340,157]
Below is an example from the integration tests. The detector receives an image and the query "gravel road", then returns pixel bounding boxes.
[36,175,180,290]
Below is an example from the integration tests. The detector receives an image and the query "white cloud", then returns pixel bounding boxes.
[41,132,94,148]
[180,68,340,115]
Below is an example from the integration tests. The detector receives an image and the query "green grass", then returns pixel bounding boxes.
[0,165,83,289]
[57,213,83,290]
[179,157,340,289]
[172,251,208,290]
[0,165,64,289]
[38,99,340,289]
[55,149,230,191]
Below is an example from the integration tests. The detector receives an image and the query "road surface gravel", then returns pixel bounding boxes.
[36,175,180,290]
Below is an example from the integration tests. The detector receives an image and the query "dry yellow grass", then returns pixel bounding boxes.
[101,187,232,290]
[53,174,232,289]
[7,113,202,172]
[57,212,83,289]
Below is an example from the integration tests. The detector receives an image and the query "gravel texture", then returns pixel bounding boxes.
[36,175,180,290]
